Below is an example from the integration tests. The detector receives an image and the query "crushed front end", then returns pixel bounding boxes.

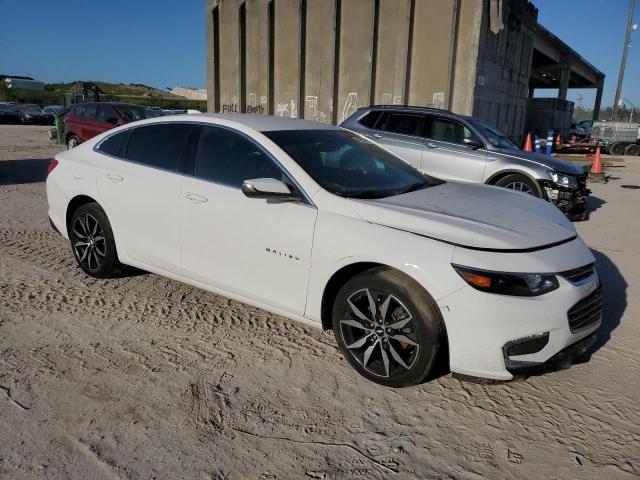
[541,172,591,221]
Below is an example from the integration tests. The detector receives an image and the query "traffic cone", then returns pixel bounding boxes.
[590,147,603,174]
[523,133,533,152]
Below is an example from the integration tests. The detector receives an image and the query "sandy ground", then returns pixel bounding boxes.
[0,125,638,479]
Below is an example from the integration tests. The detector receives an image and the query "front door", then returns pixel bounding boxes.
[179,125,317,315]
[421,115,488,182]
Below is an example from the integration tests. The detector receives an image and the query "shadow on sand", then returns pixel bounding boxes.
[0,158,51,185]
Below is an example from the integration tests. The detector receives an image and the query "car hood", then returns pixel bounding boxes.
[352,182,577,250]
[494,148,586,176]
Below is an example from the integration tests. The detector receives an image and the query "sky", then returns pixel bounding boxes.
[0,0,637,109]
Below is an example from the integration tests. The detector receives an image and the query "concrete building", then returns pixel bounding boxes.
[205,0,604,142]
[1,75,45,91]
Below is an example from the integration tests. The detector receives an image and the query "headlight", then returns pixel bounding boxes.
[548,171,578,189]
[452,265,559,296]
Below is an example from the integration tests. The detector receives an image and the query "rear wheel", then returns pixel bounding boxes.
[494,174,541,197]
[609,142,626,156]
[69,203,121,278]
[67,135,79,149]
[624,144,640,156]
[332,267,445,387]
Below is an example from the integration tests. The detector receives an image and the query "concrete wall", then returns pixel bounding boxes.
[472,0,538,142]
[206,0,494,123]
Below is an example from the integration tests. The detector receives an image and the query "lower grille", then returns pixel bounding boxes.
[568,287,603,332]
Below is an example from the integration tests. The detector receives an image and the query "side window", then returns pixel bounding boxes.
[429,117,480,145]
[81,104,98,120]
[98,130,130,157]
[358,110,382,128]
[98,106,117,123]
[125,124,198,172]
[195,126,284,188]
[74,105,86,117]
[382,113,425,137]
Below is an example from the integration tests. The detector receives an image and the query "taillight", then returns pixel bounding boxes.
[47,158,59,175]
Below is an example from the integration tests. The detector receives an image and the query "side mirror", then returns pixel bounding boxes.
[241,178,299,201]
[463,137,483,150]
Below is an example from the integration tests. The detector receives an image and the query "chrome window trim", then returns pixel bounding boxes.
[93,121,316,208]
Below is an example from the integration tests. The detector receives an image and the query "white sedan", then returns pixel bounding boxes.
[46,114,602,387]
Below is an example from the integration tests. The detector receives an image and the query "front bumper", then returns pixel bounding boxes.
[438,240,601,380]
[541,175,591,221]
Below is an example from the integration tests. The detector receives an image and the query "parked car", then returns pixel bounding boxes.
[46,114,601,387]
[63,102,161,148]
[341,106,591,220]
[42,104,65,115]
[0,104,22,124]
[11,103,55,125]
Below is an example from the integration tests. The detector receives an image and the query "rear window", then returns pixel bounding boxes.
[97,130,130,157]
[358,110,382,128]
[124,123,199,172]
[80,104,98,120]
[382,113,425,137]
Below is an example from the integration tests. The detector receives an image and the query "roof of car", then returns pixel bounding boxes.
[189,113,338,132]
[360,105,475,121]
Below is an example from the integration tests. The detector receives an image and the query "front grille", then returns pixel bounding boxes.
[559,263,595,283]
[567,287,603,332]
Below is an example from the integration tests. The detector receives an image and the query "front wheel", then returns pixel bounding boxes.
[494,174,541,197]
[332,267,445,387]
[69,203,122,278]
[67,135,80,149]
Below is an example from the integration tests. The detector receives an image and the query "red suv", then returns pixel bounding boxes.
[64,102,160,148]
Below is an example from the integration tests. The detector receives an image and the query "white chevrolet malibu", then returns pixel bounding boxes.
[46,114,602,387]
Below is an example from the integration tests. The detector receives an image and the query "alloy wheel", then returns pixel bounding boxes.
[72,213,106,271]
[504,181,533,194]
[339,288,419,378]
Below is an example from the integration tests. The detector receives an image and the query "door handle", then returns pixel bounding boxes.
[367,133,383,139]
[426,142,437,149]
[185,192,208,204]
[106,173,123,182]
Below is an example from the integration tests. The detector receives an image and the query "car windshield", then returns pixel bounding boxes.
[18,105,43,114]
[114,105,156,122]
[264,129,442,199]
[470,120,519,150]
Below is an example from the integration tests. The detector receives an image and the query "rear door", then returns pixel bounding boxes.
[179,125,317,315]
[421,115,488,182]
[96,122,199,274]
[363,111,426,168]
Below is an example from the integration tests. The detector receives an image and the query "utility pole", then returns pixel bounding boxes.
[612,0,636,121]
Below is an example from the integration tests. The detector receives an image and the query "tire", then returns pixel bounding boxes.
[494,173,541,197]
[67,135,80,149]
[332,267,445,387]
[69,203,122,278]
[624,144,640,156]
[609,142,626,156]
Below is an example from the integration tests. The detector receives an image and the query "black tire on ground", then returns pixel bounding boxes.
[67,135,80,149]
[624,144,640,156]
[69,203,122,278]
[332,267,446,387]
[493,173,541,197]
[609,142,626,156]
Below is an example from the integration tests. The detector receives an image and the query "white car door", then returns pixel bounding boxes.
[179,125,317,315]
[96,123,199,274]
[421,115,488,182]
